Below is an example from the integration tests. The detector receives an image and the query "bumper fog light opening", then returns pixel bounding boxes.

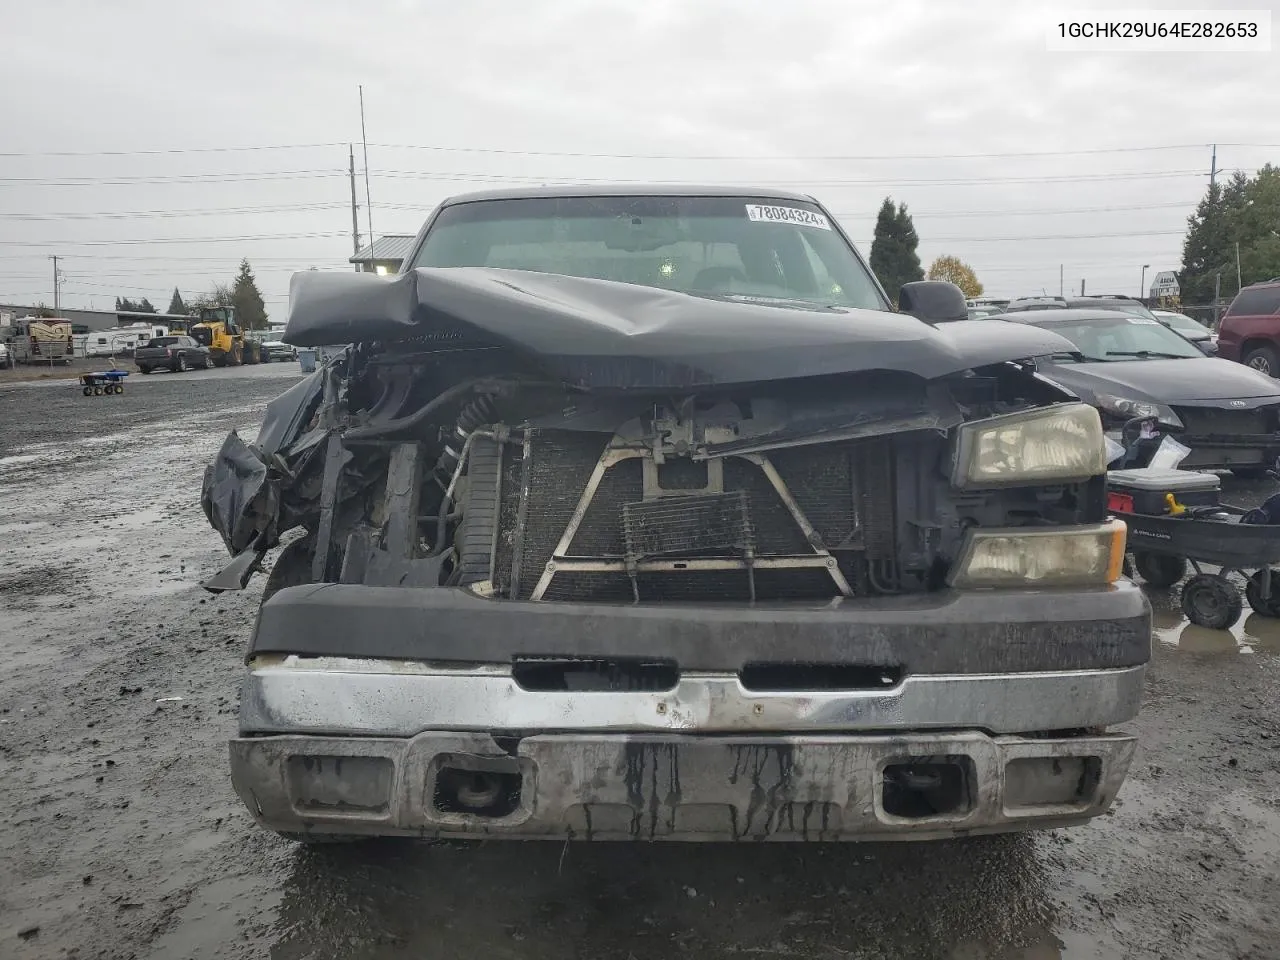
[431,755,525,820]
[881,756,975,820]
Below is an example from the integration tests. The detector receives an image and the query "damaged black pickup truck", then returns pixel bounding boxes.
[202,186,1150,843]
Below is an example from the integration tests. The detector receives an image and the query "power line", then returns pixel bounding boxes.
[924,229,1186,242]
[362,142,1279,161]
[0,143,346,158]
[916,229,1182,241]
[0,166,1243,190]
[0,170,346,186]
[0,202,349,221]
[1,140,1277,162]
[0,197,1199,224]
[838,200,1198,220]
[367,168,1221,186]
[0,253,329,262]
[0,232,349,248]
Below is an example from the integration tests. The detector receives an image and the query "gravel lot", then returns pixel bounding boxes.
[3,365,1280,960]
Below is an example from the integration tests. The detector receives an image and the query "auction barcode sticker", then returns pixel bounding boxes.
[745,204,831,230]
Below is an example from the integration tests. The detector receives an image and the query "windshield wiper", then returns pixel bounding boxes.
[1048,351,1108,363]
[698,293,844,311]
[1105,350,1191,360]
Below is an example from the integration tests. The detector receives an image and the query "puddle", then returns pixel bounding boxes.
[0,453,43,469]
[0,520,50,535]
[948,930,1069,959]
[1147,581,1280,655]
[145,872,283,960]
[121,578,196,599]
[1205,790,1280,868]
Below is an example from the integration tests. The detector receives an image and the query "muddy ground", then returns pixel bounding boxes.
[2,365,1279,960]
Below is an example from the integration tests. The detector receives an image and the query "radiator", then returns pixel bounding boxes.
[482,430,898,603]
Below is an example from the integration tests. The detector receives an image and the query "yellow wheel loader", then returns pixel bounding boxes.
[190,307,262,367]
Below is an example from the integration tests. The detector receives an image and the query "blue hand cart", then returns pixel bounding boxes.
[80,369,129,397]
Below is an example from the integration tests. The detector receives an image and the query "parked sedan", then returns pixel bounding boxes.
[135,335,211,374]
[1005,309,1280,475]
[1152,309,1216,355]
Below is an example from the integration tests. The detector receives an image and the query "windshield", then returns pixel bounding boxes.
[967,306,1004,319]
[1006,300,1066,312]
[1037,316,1206,361]
[1074,299,1157,319]
[410,195,888,309]
[1158,313,1208,335]
[149,337,180,346]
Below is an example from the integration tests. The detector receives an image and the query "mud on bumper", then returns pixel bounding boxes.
[231,730,1136,841]
[233,581,1149,840]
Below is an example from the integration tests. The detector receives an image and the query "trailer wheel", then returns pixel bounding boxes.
[82,386,93,396]
[113,384,124,395]
[93,385,103,396]
[1181,574,1243,630]
[1245,570,1280,617]
[1133,551,1187,589]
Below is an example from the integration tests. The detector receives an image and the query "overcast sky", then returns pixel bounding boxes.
[1,0,1277,316]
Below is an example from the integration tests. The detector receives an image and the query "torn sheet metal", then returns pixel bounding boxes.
[201,431,278,555]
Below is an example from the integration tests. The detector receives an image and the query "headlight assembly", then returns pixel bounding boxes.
[950,403,1107,489]
[947,520,1127,589]
[1094,392,1183,429]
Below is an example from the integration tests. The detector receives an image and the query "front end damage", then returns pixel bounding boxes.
[207,267,1149,842]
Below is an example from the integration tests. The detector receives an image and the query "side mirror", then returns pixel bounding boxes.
[899,281,968,324]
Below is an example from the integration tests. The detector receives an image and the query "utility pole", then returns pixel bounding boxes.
[1236,241,1243,292]
[1209,143,1217,191]
[348,144,361,264]
[1059,264,1064,297]
[1140,264,1150,300]
[1081,278,1087,297]
[359,85,376,273]
[50,255,60,312]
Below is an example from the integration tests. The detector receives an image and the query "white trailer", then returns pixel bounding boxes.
[84,324,171,358]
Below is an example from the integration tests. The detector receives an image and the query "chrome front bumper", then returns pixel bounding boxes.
[240,658,1146,737]
[232,659,1143,841]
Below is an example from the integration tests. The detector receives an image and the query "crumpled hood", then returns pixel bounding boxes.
[283,268,1075,388]
[1041,356,1280,404]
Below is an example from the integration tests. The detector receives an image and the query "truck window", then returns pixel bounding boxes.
[411,195,888,311]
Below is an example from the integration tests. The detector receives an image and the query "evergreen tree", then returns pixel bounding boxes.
[869,197,924,303]
[1180,182,1227,305]
[114,296,157,313]
[231,259,268,329]
[167,287,186,315]
[1181,167,1280,303]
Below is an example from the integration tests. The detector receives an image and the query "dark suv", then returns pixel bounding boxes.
[1217,280,1280,376]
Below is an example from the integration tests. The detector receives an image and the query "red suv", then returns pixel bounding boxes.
[1217,279,1280,376]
